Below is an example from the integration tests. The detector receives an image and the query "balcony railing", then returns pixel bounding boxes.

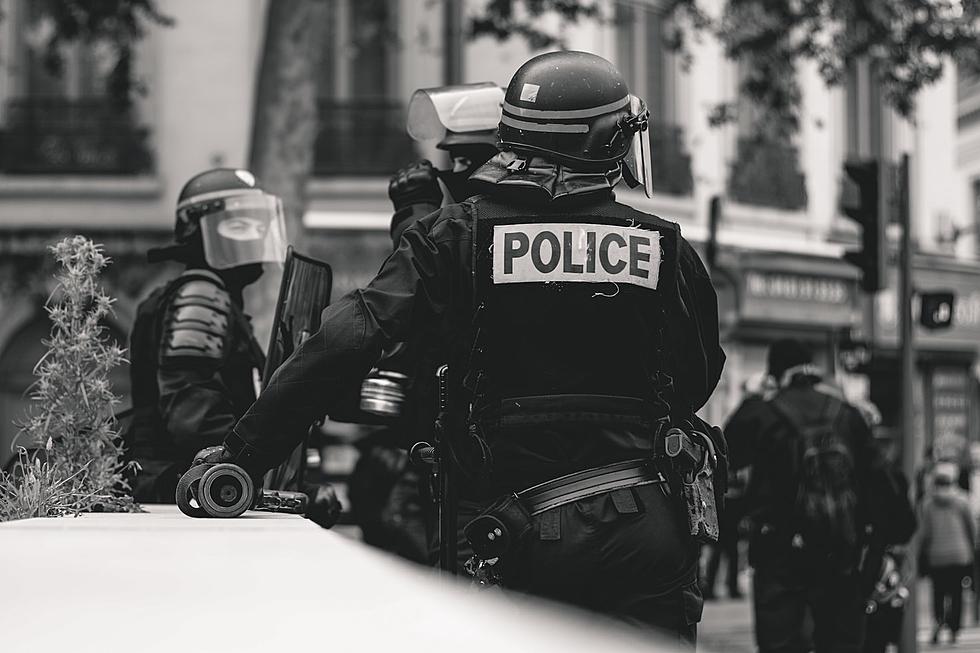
[649,121,694,197]
[0,98,153,175]
[313,101,417,176]
[728,136,808,211]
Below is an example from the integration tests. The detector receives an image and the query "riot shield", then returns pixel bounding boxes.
[262,246,333,491]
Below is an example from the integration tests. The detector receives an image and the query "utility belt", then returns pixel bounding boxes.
[464,457,665,562]
[463,422,722,583]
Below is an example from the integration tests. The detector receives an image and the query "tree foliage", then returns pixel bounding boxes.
[472,0,980,139]
[26,0,172,108]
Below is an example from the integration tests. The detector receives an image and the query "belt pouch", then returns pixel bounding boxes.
[464,494,533,560]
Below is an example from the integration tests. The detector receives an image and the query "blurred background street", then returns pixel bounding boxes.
[700,580,980,653]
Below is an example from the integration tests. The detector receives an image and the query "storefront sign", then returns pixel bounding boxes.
[740,270,859,327]
[932,367,970,441]
[876,263,980,350]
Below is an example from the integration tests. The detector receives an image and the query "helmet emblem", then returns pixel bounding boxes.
[519,83,540,103]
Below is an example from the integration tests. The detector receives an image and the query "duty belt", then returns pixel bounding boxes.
[463,457,667,565]
[517,457,666,515]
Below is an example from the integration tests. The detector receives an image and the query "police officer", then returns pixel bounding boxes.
[126,168,284,503]
[196,52,725,644]
[388,82,503,243]
[348,83,503,562]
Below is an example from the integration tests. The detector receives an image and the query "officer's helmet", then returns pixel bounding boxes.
[498,51,647,170]
[175,168,264,243]
[174,168,287,271]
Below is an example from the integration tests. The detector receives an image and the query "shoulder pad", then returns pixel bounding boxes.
[160,276,231,361]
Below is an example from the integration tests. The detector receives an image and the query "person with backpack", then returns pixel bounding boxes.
[919,462,976,645]
[727,339,878,653]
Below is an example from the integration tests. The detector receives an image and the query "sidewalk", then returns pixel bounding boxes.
[698,577,980,653]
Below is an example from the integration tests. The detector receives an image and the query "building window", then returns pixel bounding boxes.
[727,64,807,210]
[613,1,693,196]
[313,0,416,177]
[0,0,154,175]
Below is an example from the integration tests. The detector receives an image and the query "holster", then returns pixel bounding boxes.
[463,493,534,560]
[657,425,721,544]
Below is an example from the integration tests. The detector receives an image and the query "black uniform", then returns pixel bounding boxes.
[222,157,724,643]
[127,269,264,502]
[727,377,876,653]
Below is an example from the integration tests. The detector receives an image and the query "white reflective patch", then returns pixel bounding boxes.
[493,223,661,290]
[520,83,540,103]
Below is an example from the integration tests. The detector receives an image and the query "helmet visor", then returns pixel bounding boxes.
[407,82,504,141]
[622,95,654,198]
[199,194,287,270]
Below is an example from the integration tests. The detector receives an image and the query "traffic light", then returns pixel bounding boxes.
[840,159,885,292]
[920,291,955,329]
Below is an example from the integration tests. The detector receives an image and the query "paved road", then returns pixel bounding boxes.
[699,576,980,653]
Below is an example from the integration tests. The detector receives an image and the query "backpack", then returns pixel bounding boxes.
[771,393,861,568]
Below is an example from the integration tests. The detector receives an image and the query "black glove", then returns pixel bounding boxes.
[191,445,234,467]
[303,483,342,529]
[388,160,442,212]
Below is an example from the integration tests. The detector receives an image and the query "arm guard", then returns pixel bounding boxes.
[160,277,231,359]
[158,274,239,454]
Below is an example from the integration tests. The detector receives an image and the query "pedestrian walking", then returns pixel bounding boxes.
[920,462,976,645]
[727,339,879,653]
[188,51,726,648]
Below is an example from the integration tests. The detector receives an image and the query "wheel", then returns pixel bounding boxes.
[198,463,254,518]
[175,465,209,518]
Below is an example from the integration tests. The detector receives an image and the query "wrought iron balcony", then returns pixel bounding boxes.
[728,136,808,210]
[313,101,418,176]
[0,98,153,175]
[649,121,693,197]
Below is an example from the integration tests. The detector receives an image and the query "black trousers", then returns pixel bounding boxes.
[460,483,703,649]
[930,564,972,632]
[752,562,866,653]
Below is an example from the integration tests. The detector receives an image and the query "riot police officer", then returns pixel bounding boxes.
[197,52,725,644]
[347,83,503,562]
[126,168,284,503]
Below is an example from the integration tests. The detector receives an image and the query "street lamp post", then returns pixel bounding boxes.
[898,153,918,653]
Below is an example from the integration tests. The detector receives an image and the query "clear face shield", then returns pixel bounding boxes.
[199,193,288,270]
[406,82,504,143]
[621,95,654,198]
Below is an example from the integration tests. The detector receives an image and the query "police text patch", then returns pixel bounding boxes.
[492,223,661,290]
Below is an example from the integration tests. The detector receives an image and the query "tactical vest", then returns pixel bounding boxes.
[456,195,681,493]
[126,270,264,465]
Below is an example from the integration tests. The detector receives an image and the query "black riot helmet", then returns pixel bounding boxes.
[150,168,287,271]
[498,51,652,184]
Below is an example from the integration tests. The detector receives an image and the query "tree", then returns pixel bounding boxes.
[23,0,172,109]
[472,0,980,139]
[244,0,331,345]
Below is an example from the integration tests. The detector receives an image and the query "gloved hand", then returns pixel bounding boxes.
[191,445,234,467]
[388,160,442,212]
[303,483,343,529]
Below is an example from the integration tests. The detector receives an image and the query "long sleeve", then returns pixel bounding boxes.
[156,275,239,457]
[227,210,468,471]
[671,238,726,412]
